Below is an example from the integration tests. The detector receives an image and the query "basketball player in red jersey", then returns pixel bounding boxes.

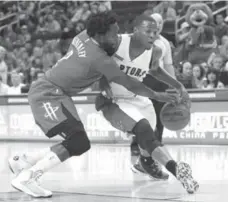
[8,11,178,198]
[95,14,198,194]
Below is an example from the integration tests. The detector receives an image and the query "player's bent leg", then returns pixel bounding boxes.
[11,120,90,198]
[11,89,90,198]
[132,119,199,193]
[129,101,169,180]
[131,119,168,180]
[96,95,168,180]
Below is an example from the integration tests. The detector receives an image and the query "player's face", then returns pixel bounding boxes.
[101,23,119,56]
[136,21,159,50]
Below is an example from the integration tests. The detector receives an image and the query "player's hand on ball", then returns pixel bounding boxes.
[154,92,180,104]
[177,85,191,107]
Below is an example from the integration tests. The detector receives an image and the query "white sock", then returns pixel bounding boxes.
[23,148,51,165]
[28,151,62,173]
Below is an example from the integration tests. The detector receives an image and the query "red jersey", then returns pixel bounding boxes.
[45,30,125,96]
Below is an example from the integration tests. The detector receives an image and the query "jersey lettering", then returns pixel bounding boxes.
[72,37,87,57]
[119,64,147,78]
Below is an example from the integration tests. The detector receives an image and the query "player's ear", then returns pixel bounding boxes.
[96,34,105,44]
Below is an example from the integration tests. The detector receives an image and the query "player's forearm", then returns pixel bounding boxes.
[149,66,183,90]
[126,77,158,99]
[164,64,176,78]
[113,76,157,99]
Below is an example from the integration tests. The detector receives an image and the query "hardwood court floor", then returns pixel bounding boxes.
[0,142,228,202]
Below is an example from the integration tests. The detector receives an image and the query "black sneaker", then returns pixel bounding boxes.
[131,157,169,180]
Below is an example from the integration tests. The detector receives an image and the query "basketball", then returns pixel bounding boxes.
[160,102,190,131]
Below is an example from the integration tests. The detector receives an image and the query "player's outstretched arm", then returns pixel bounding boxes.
[94,57,177,103]
[149,45,187,99]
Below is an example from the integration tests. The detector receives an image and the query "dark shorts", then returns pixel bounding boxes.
[28,78,84,138]
[96,94,156,133]
[101,101,137,133]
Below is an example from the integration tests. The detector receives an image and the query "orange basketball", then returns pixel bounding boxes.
[160,102,190,131]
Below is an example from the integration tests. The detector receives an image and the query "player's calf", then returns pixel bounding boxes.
[11,122,91,198]
[132,119,169,180]
[132,119,199,193]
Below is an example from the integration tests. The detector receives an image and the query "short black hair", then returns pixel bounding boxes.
[133,14,157,28]
[86,11,118,37]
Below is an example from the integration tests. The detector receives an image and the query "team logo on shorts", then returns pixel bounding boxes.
[42,102,59,121]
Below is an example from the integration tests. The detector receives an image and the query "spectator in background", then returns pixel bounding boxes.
[209,54,225,72]
[174,22,190,65]
[8,71,26,94]
[71,2,91,23]
[165,6,176,21]
[3,25,17,42]
[153,1,176,20]
[24,67,36,85]
[176,22,190,44]
[200,62,209,75]
[0,75,9,95]
[98,2,109,12]
[20,25,31,42]
[176,61,197,88]
[218,39,228,61]
[203,68,224,89]
[215,14,228,45]
[0,46,8,84]
[75,21,85,33]
[30,46,43,64]
[192,64,206,89]
[45,14,61,33]
[90,2,98,14]
[5,48,17,72]
[220,62,228,87]
[80,2,92,22]
[42,42,61,71]
[24,43,33,56]
[220,35,228,47]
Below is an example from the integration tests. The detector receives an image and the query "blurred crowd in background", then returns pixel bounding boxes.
[0,1,228,95]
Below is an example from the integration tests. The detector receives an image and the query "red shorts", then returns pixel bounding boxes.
[28,78,84,138]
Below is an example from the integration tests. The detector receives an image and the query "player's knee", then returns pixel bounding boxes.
[61,131,91,156]
[132,119,162,153]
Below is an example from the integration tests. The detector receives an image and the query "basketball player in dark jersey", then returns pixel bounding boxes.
[8,11,178,198]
